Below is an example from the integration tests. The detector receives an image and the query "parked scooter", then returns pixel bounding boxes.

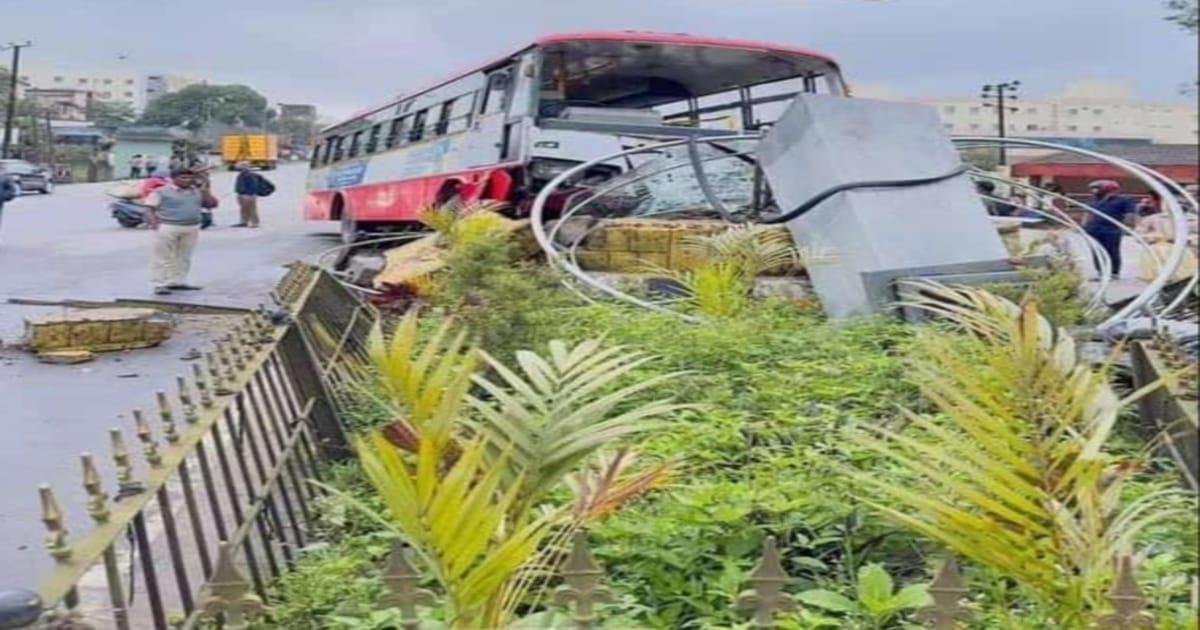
[107,166,215,229]
[109,197,214,229]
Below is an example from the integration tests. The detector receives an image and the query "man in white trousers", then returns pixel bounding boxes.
[144,167,219,295]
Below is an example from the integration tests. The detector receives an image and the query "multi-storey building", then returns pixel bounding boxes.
[14,66,204,112]
[853,81,1199,145]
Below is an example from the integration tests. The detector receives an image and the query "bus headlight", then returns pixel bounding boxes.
[530,159,577,180]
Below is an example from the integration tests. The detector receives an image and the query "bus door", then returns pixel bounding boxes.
[463,66,514,168]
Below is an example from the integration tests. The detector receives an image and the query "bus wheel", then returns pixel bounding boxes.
[340,213,360,245]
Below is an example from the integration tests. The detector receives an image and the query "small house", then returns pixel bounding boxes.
[111,127,190,177]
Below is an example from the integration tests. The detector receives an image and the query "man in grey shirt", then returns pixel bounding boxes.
[144,168,219,295]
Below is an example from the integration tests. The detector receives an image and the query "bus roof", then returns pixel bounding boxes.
[323,31,840,133]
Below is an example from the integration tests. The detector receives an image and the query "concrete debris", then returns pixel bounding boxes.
[24,308,173,354]
[37,350,96,365]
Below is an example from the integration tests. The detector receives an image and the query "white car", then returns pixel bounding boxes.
[0,159,53,194]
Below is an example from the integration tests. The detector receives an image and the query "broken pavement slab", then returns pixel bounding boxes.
[37,350,97,365]
[24,308,174,354]
[372,216,536,290]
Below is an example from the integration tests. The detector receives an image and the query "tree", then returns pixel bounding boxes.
[85,100,136,129]
[1166,0,1199,33]
[137,83,271,131]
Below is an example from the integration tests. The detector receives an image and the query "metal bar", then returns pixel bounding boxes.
[101,545,131,630]
[194,441,230,543]
[247,371,306,553]
[33,327,286,605]
[176,459,214,580]
[225,422,316,548]
[208,420,267,598]
[155,486,196,614]
[231,391,295,569]
[132,513,169,630]
[261,356,315,509]
[278,326,352,460]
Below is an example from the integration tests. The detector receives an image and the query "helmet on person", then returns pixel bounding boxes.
[975,180,997,194]
[1088,180,1120,195]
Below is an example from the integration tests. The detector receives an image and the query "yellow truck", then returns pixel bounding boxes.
[220,133,279,170]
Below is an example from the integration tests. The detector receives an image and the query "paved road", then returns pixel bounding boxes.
[0,164,337,589]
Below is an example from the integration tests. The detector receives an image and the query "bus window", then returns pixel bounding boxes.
[319,138,334,165]
[347,130,364,158]
[434,101,453,136]
[365,123,382,154]
[386,116,411,148]
[331,136,345,162]
[409,109,428,142]
[479,71,510,115]
[310,142,322,167]
[447,94,475,133]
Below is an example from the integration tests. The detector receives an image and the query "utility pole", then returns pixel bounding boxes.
[981,80,1020,166]
[2,41,33,159]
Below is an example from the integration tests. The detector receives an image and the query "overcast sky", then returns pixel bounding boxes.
[3,0,1197,119]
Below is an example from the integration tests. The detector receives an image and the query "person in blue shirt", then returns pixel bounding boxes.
[1083,179,1137,280]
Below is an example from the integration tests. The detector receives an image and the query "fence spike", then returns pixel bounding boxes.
[217,341,239,384]
[133,410,163,468]
[177,376,199,424]
[192,362,214,408]
[108,428,143,497]
[156,391,179,444]
[735,536,796,629]
[38,484,72,562]
[206,350,224,389]
[1098,555,1154,629]
[229,334,248,370]
[381,540,436,630]
[80,453,110,523]
[919,554,970,629]
[554,531,613,629]
[200,542,265,629]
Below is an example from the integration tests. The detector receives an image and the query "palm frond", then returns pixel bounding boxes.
[849,281,1188,623]
[366,311,477,451]
[356,432,555,628]
[467,338,691,519]
[681,224,797,276]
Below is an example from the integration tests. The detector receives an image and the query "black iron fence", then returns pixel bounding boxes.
[0,264,374,630]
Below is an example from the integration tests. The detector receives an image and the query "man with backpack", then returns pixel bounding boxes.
[232,161,275,228]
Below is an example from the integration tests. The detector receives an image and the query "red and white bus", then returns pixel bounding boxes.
[304,31,846,242]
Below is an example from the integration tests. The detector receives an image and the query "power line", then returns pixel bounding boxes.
[981,80,1020,166]
[2,41,33,159]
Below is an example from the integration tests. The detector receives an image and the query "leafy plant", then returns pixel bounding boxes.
[847,281,1188,626]
[418,200,510,249]
[347,310,682,628]
[795,563,931,629]
[432,215,566,362]
[985,232,1093,327]
[468,337,688,522]
[679,224,798,276]
[652,225,799,317]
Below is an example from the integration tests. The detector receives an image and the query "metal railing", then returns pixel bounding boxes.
[291,533,1165,629]
[0,264,373,630]
[527,134,1198,333]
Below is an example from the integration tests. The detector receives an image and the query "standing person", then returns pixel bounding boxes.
[1083,179,1137,280]
[144,167,219,295]
[145,154,161,178]
[129,154,145,179]
[1135,193,1198,282]
[0,163,18,236]
[233,162,274,228]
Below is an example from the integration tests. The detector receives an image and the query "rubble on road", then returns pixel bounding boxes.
[23,308,174,354]
[36,350,96,365]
